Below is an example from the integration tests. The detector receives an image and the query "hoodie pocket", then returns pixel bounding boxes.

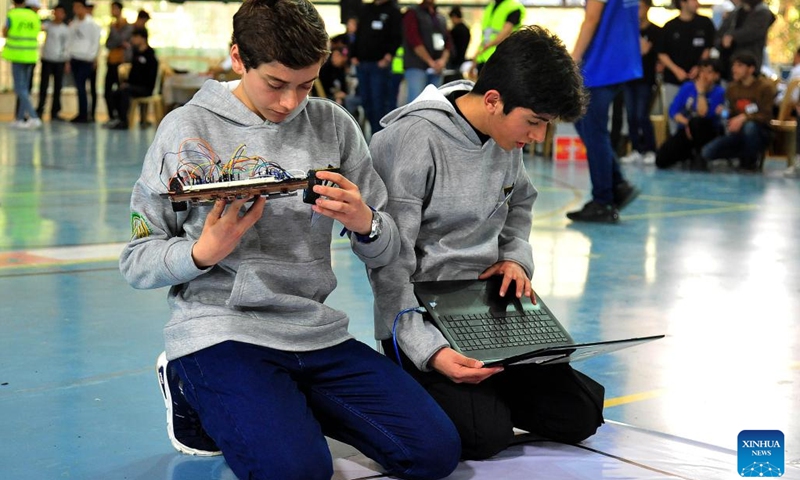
[227,258,336,308]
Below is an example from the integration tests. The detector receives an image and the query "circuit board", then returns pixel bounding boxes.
[160,167,339,211]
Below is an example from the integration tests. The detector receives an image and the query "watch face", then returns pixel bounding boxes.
[370,214,382,238]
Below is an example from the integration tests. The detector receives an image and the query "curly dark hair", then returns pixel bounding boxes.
[232,0,330,71]
[472,25,587,122]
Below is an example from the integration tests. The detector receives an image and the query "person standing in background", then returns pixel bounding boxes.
[36,4,70,121]
[658,0,716,134]
[620,0,663,165]
[402,0,451,104]
[350,0,403,136]
[474,0,525,74]
[443,6,469,84]
[716,0,774,82]
[567,0,642,223]
[2,0,42,128]
[104,1,132,126]
[68,0,101,123]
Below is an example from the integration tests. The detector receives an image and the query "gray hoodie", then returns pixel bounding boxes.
[119,80,399,361]
[368,81,537,371]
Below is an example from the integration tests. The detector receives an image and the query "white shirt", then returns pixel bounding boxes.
[41,21,70,62]
[68,14,101,62]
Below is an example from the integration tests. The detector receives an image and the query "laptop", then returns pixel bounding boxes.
[413,277,664,368]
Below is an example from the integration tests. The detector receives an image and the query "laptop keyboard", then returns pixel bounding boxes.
[441,311,570,351]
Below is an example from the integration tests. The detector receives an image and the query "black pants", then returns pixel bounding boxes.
[382,339,605,460]
[36,60,66,118]
[104,62,122,120]
[656,116,719,169]
[108,84,150,126]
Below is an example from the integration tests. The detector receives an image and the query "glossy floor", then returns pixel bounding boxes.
[1,122,798,479]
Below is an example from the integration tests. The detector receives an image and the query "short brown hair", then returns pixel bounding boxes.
[232,0,330,71]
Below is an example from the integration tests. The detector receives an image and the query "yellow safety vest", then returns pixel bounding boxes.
[392,47,404,75]
[476,0,525,65]
[2,8,41,64]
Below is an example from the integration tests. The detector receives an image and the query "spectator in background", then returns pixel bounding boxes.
[620,0,662,165]
[658,0,716,134]
[104,1,132,125]
[350,0,402,136]
[716,0,774,82]
[12,0,41,123]
[443,6,470,83]
[85,1,99,122]
[474,0,525,74]
[3,0,42,128]
[567,0,642,223]
[656,58,725,170]
[402,0,451,104]
[701,51,775,172]
[105,27,158,130]
[316,44,360,117]
[68,0,101,123]
[774,47,800,108]
[36,4,70,121]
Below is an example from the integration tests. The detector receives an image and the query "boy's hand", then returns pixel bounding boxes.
[479,261,536,304]
[191,196,266,268]
[429,347,503,384]
[309,170,373,235]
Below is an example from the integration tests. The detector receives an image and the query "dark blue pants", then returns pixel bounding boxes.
[575,83,626,205]
[623,80,656,153]
[173,340,460,480]
[356,61,392,134]
[70,59,94,121]
[701,120,771,168]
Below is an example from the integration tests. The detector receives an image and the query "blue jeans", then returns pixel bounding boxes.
[404,68,442,105]
[12,63,38,121]
[574,83,626,205]
[173,340,460,480]
[701,121,771,168]
[356,61,392,134]
[623,80,656,153]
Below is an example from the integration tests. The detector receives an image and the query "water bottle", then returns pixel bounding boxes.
[720,103,730,135]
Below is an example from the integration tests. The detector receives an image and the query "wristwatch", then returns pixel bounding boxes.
[355,211,382,243]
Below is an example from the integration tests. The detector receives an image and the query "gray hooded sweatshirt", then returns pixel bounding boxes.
[119,80,399,361]
[368,81,537,371]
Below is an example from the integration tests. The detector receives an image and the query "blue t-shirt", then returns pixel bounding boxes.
[581,0,642,88]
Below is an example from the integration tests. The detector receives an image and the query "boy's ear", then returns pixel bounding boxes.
[484,90,502,114]
[230,44,246,75]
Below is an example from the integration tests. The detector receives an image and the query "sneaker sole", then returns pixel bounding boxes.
[156,352,222,457]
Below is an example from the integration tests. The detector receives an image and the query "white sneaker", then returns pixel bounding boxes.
[9,120,28,128]
[641,151,656,165]
[620,151,642,164]
[27,118,42,129]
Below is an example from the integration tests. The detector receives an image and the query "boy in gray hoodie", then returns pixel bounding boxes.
[368,26,605,460]
[119,0,460,478]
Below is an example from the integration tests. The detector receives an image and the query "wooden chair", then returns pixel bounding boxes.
[129,64,171,128]
[769,77,799,169]
[650,79,669,149]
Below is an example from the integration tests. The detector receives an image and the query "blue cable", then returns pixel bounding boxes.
[391,307,427,368]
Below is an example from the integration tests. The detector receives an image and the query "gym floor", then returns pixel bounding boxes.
[1,121,798,479]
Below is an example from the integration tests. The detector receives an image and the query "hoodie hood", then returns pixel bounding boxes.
[187,79,309,127]
[380,80,482,146]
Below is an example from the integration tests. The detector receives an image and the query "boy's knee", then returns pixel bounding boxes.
[408,432,461,479]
